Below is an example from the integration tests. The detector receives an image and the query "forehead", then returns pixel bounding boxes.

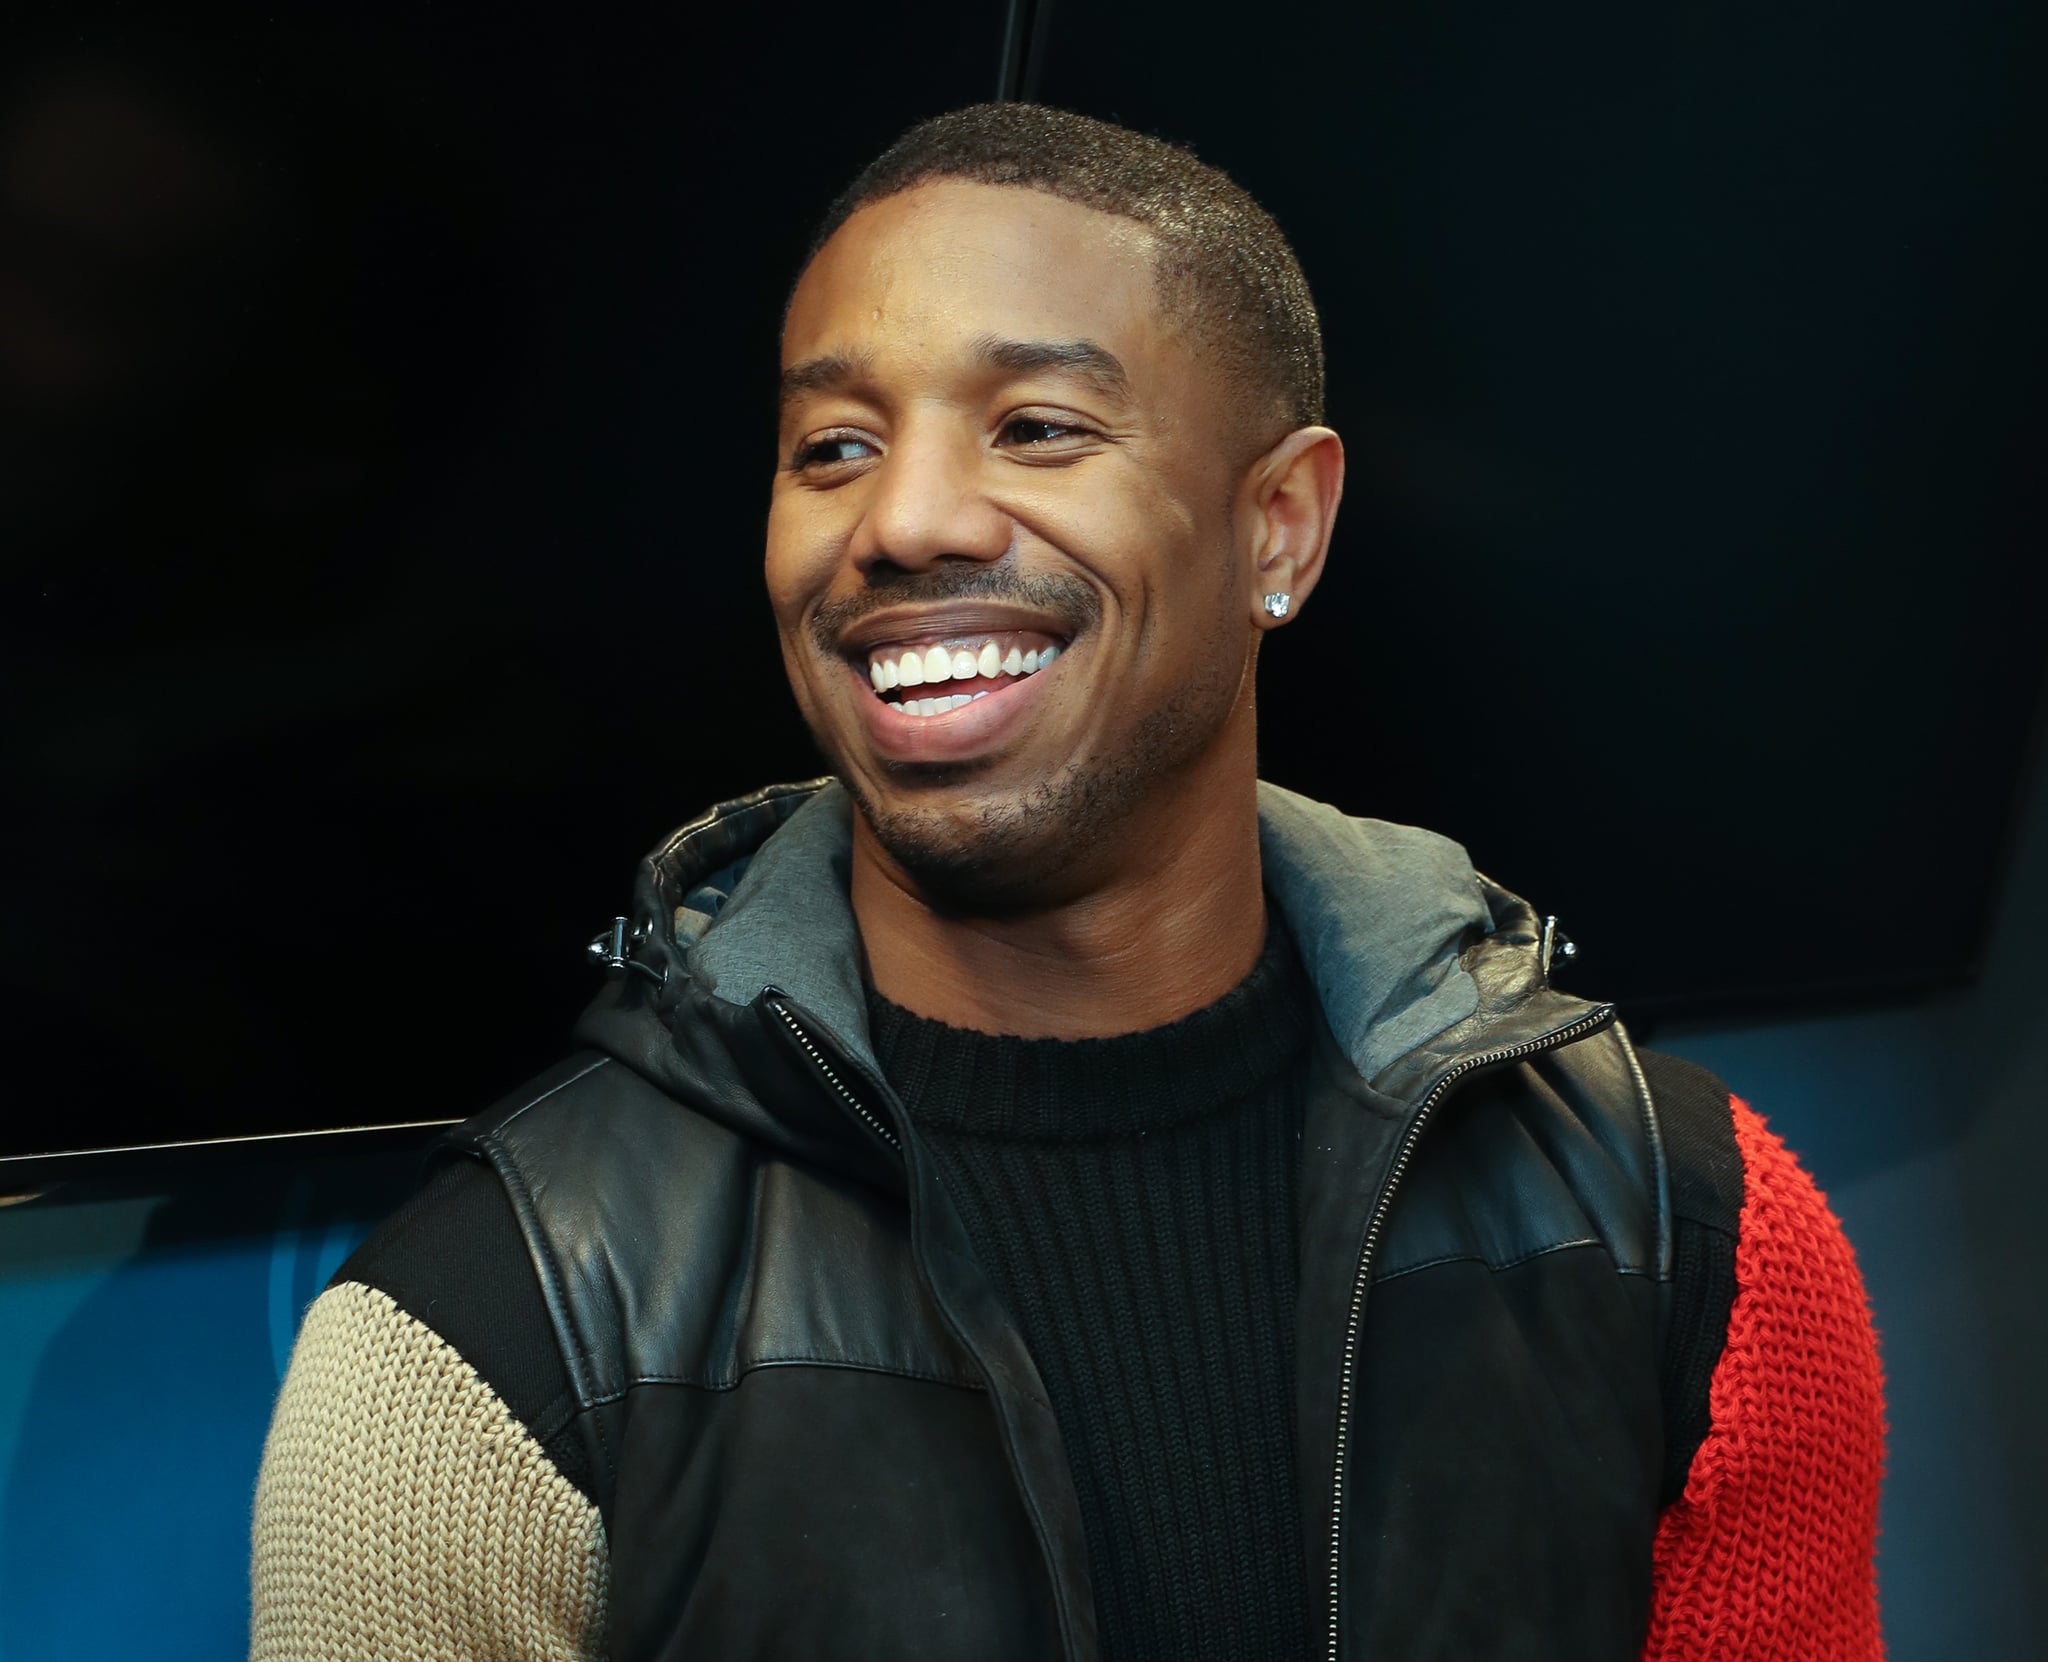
[782,181,1169,379]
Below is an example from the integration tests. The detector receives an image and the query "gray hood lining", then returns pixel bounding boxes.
[675,781,1492,1088]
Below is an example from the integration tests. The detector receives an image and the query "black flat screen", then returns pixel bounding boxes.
[4,0,2040,1167]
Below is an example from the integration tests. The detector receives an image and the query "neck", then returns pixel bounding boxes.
[851,749,1266,1040]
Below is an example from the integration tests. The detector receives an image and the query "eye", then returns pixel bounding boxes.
[996,415,1097,452]
[790,432,877,472]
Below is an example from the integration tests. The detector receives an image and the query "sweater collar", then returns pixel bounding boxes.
[865,914,1315,1142]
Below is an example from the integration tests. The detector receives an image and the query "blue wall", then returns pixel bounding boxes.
[1655,732,2048,1656]
[0,1162,410,1659]
[4,757,2043,1660]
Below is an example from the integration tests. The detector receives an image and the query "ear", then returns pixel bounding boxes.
[1238,425,1345,631]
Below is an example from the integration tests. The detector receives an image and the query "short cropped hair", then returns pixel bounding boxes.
[806,103,1324,441]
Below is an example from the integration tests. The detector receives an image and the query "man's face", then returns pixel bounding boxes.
[768,181,1257,903]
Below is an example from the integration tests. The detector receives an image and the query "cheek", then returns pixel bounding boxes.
[1017,473,1201,606]
[1143,520,1245,690]
[765,603,830,735]
[775,635,822,724]
[762,499,835,632]
[1130,493,1229,626]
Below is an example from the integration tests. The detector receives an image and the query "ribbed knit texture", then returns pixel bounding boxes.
[252,1281,609,1661]
[868,923,1314,1662]
[1643,1096,1888,1660]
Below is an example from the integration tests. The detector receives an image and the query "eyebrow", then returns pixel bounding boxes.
[778,350,873,409]
[777,335,1133,411]
[970,335,1132,402]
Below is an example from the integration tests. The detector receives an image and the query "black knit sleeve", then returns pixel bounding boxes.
[1636,1046,1744,1509]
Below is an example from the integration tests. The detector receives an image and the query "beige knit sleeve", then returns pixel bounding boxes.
[251,1280,609,1662]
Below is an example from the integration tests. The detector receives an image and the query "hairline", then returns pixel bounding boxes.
[786,177,1295,457]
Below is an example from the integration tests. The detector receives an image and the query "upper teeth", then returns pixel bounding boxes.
[867,639,1060,695]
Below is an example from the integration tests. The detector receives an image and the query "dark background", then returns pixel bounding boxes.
[3,0,2042,1163]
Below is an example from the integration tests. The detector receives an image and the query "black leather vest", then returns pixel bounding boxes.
[447,782,1682,1661]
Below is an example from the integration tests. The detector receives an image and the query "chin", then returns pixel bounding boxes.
[848,772,1077,911]
[827,667,1246,910]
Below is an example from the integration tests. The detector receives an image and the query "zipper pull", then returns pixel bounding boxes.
[586,915,667,990]
[1540,915,1578,982]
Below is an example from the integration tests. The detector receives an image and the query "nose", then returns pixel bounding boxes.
[851,416,1013,575]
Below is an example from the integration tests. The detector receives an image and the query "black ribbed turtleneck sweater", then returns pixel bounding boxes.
[866,922,1315,1661]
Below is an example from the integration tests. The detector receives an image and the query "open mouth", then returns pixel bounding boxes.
[860,631,1065,718]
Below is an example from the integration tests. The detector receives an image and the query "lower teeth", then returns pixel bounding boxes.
[895,690,991,718]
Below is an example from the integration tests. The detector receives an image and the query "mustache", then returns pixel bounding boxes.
[809,565,1101,654]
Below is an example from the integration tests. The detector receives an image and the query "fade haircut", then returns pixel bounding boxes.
[805,103,1324,444]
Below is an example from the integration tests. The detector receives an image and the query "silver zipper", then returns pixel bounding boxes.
[767,997,902,1152]
[772,995,1100,1661]
[1323,1002,1616,1661]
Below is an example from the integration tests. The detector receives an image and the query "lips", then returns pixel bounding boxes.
[844,630,1070,765]
[836,599,1072,656]
[823,598,1080,765]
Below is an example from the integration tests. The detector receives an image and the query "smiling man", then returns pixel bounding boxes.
[252,105,1886,1662]
[770,169,1339,1039]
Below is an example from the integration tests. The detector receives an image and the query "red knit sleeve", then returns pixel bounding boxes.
[1642,1095,1887,1660]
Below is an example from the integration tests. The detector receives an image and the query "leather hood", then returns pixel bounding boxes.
[570,777,1608,1169]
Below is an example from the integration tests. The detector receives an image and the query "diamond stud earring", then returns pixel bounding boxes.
[1263,592,1291,619]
